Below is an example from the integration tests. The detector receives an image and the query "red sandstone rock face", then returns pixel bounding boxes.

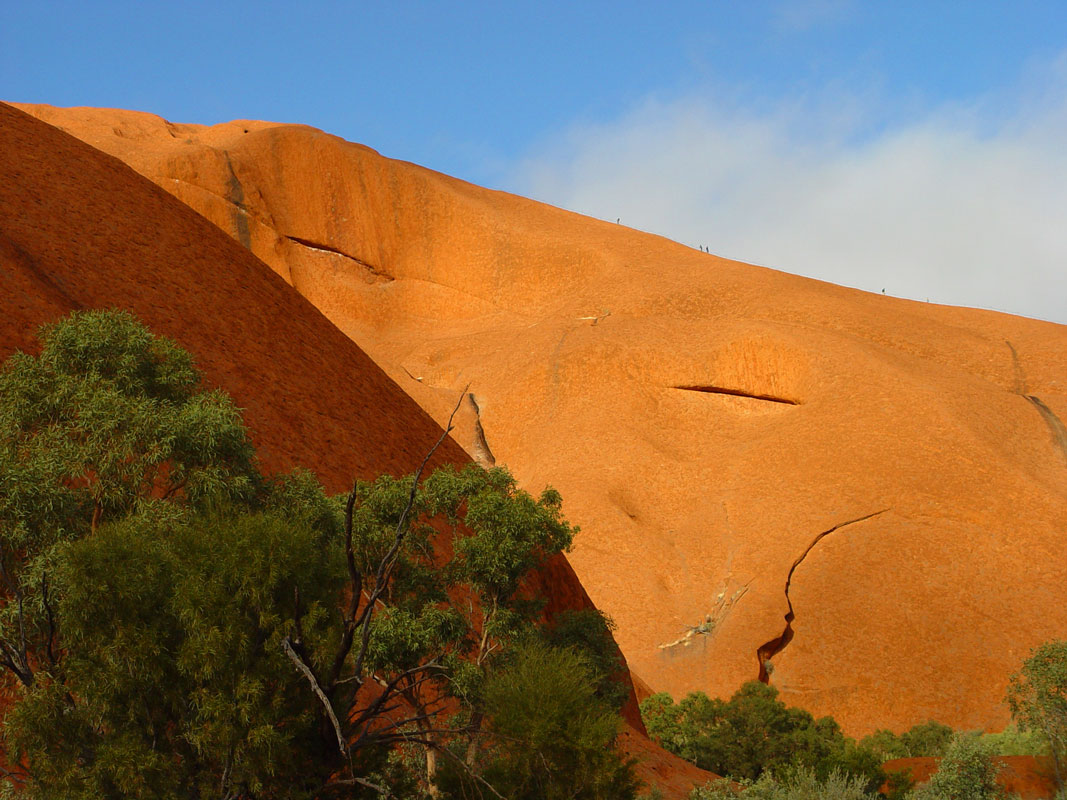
[17,103,1067,739]
[0,102,709,796]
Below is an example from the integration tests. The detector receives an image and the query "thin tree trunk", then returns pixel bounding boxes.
[425,746,440,799]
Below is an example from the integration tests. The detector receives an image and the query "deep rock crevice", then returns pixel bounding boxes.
[672,385,800,406]
[282,235,394,282]
[466,393,496,467]
[756,509,889,682]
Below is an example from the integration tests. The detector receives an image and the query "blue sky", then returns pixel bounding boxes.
[3,2,1066,321]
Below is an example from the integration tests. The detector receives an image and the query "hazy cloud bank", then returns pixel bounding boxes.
[511,55,1067,324]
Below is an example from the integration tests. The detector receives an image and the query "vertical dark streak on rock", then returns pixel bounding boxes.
[1006,341,1067,464]
[1025,395,1067,465]
[224,152,252,249]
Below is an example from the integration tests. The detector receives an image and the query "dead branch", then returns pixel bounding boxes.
[318,775,393,796]
[41,574,57,667]
[281,635,347,755]
[350,390,467,683]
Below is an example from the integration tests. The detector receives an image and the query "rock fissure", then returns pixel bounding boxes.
[672,385,800,406]
[756,509,889,682]
[283,235,395,282]
[466,393,496,467]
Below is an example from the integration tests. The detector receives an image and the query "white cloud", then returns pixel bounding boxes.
[509,58,1067,324]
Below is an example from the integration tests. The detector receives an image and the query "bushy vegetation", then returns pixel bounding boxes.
[690,768,872,800]
[684,734,1017,800]
[641,681,884,791]
[909,734,1006,800]
[1007,639,1067,789]
[860,721,955,761]
[0,310,637,799]
[651,657,1066,800]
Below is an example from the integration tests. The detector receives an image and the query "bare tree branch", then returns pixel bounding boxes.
[41,574,57,667]
[281,636,347,756]
[350,390,467,685]
[326,481,365,691]
[319,775,393,796]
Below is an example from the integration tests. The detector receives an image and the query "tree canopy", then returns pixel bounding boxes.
[1007,639,1067,790]
[0,309,636,799]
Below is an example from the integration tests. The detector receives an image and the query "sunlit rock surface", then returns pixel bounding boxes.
[18,102,1067,736]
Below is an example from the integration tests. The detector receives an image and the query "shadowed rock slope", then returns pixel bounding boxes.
[18,102,1067,737]
[0,102,712,795]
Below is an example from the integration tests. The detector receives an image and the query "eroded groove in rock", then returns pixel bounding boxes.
[223,153,252,249]
[1026,395,1067,465]
[756,509,889,682]
[1004,342,1066,465]
[1006,340,1028,395]
[467,393,496,467]
[672,385,800,405]
[283,235,394,282]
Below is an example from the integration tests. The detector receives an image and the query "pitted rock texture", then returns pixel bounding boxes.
[19,102,1067,737]
[0,102,710,795]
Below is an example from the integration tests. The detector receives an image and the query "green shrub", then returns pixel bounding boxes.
[910,734,1005,800]
[642,682,883,790]
[690,767,871,799]
[979,724,1051,757]
[442,641,638,800]
[860,721,955,760]
[543,607,630,710]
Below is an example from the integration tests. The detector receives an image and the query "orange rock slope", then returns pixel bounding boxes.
[0,102,710,795]
[18,103,1067,737]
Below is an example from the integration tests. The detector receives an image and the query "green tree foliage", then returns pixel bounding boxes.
[860,721,955,761]
[543,608,629,710]
[910,734,1006,800]
[1006,639,1067,788]
[0,310,636,799]
[641,682,883,790]
[335,464,634,795]
[0,309,257,687]
[6,506,346,799]
[978,724,1051,757]
[689,767,871,800]
[440,642,639,800]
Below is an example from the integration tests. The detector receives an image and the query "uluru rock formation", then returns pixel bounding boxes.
[15,102,1067,737]
[0,102,711,795]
